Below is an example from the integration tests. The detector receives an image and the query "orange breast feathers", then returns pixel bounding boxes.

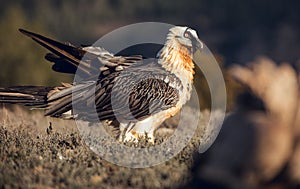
[177,45,194,75]
[159,41,195,83]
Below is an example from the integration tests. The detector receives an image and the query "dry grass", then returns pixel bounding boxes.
[0,105,210,189]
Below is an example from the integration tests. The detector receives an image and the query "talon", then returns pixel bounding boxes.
[147,134,155,144]
[123,131,139,143]
[121,130,155,144]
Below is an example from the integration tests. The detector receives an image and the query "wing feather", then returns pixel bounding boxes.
[19,29,143,78]
[18,29,180,121]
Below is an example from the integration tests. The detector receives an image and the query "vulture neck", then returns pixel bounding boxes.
[158,39,195,84]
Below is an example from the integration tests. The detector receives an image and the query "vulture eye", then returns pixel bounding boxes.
[184,29,192,39]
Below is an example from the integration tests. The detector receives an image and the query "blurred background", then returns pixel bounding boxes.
[1,0,300,86]
[1,0,300,189]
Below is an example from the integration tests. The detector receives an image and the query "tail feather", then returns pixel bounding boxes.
[0,84,89,118]
[0,86,53,106]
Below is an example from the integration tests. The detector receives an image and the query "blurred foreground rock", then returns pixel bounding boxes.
[188,57,300,189]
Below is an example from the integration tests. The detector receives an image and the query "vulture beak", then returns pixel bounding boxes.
[195,38,204,51]
[194,38,204,52]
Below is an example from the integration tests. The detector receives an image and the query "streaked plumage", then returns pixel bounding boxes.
[0,26,203,143]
